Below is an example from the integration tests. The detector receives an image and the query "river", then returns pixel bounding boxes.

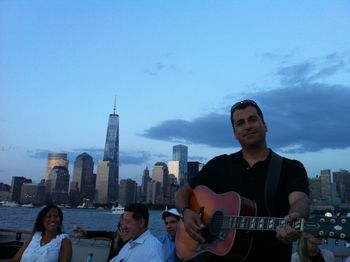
[1,206,350,260]
[0,206,165,237]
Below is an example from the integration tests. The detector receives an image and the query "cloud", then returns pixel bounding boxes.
[143,62,177,76]
[276,52,348,86]
[27,148,151,166]
[1,146,16,152]
[189,155,207,163]
[254,83,350,152]
[120,150,152,165]
[27,149,53,159]
[142,114,233,148]
[142,53,350,153]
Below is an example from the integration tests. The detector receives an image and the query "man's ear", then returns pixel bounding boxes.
[140,218,146,228]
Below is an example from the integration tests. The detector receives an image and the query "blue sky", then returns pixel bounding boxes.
[1,1,350,185]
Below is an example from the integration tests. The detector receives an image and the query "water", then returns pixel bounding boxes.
[1,206,350,259]
[0,206,166,237]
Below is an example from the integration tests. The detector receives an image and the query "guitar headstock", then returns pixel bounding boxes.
[294,216,350,241]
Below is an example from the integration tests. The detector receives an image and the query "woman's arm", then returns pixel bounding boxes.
[59,238,72,262]
[11,235,33,262]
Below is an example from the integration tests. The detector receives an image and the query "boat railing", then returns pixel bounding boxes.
[335,252,350,262]
[0,228,32,241]
[69,233,112,247]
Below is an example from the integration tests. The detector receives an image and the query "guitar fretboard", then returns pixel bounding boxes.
[222,215,294,231]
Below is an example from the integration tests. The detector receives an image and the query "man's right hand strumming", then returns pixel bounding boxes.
[182,207,205,243]
[176,183,205,243]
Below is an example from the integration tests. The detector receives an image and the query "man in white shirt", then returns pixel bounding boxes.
[109,203,164,262]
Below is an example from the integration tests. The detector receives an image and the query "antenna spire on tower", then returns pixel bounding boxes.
[113,95,116,114]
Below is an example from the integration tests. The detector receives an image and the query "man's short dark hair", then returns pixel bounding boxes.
[230,99,265,129]
[124,203,149,227]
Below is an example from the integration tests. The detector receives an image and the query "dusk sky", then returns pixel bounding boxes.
[1,1,350,185]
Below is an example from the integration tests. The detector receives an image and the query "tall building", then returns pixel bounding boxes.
[333,169,350,203]
[152,162,170,202]
[168,160,180,184]
[147,180,161,204]
[173,144,188,185]
[72,152,95,203]
[50,166,70,204]
[95,101,119,204]
[11,176,32,203]
[20,182,46,206]
[187,161,204,181]
[141,167,151,202]
[44,153,69,180]
[153,162,170,188]
[119,179,137,206]
[308,176,322,202]
[320,169,332,201]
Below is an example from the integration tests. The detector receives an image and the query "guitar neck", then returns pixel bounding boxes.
[223,215,299,232]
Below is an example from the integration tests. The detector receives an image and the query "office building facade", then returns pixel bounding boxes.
[173,144,188,185]
[72,152,95,203]
[95,102,119,204]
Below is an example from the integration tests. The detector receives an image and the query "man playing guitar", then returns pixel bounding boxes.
[175,99,310,261]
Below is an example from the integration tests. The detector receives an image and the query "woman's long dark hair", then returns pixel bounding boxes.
[33,204,64,234]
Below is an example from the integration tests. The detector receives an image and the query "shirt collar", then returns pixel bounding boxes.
[129,229,151,245]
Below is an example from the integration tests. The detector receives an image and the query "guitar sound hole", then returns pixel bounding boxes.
[206,211,224,238]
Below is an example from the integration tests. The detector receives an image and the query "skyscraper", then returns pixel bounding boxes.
[320,169,332,201]
[44,153,69,181]
[187,161,204,181]
[11,176,32,203]
[141,167,151,202]
[50,166,70,204]
[95,100,119,204]
[72,152,95,203]
[168,160,180,184]
[173,144,188,185]
[119,179,137,207]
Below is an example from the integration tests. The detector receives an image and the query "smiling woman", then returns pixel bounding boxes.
[11,205,72,262]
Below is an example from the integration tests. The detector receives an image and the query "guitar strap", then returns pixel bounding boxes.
[264,151,283,216]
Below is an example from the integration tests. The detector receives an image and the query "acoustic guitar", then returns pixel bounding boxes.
[175,185,350,260]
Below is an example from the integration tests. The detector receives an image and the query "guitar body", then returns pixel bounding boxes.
[176,185,257,260]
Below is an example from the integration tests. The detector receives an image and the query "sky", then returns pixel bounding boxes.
[1,1,350,185]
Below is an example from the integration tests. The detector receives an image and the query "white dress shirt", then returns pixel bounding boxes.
[110,229,164,262]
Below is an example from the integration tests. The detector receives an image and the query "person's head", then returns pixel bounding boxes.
[297,232,323,258]
[117,214,129,242]
[230,99,267,148]
[121,203,149,240]
[33,204,63,234]
[161,208,181,237]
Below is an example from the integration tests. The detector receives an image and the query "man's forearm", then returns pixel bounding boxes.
[289,192,310,218]
[175,183,193,215]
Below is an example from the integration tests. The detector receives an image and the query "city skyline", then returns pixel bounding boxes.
[1,1,350,184]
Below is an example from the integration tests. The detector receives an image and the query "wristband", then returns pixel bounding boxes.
[181,206,191,216]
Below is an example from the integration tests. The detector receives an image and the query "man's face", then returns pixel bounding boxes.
[121,211,145,240]
[232,106,267,148]
[118,217,129,242]
[164,215,179,237]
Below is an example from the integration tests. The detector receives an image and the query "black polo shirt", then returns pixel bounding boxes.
[188,149,309,261]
